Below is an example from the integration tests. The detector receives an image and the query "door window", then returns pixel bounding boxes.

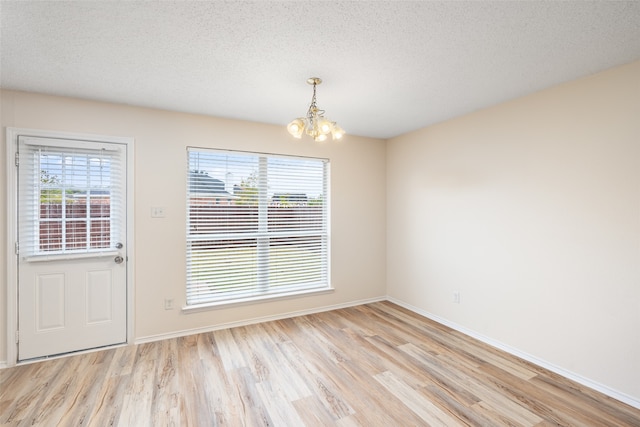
[18,138,124,259]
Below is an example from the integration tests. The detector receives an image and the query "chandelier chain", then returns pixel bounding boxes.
[308,82,321,117]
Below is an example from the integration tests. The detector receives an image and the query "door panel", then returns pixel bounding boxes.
[86,269,113,323]
[36,273,65,330]
[17,135,127,361]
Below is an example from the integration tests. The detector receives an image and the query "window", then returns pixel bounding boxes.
[186,148,330,306]
[18,137,125,259]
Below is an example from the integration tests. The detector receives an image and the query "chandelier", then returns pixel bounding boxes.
[287,77,345,142]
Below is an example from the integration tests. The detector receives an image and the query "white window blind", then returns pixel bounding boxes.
[186,148,329,306]
[18,137,125,259]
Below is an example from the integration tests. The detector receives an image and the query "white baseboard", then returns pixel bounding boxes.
[135,296,386,345]
[386,296,640,410]
[0,361,6,369]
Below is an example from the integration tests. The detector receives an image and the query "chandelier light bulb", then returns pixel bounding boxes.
[318,118,333,135]
[287,118,305,138]
[287,77,345,142]
[331,125,345,140]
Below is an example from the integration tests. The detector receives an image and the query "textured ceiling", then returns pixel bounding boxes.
[1,1,639,139]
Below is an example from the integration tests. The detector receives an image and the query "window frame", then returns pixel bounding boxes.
[185,147,332,310]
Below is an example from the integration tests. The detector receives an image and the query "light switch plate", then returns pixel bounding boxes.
[151,207,166,218]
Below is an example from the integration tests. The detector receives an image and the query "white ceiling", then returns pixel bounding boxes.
[1,1,639,139]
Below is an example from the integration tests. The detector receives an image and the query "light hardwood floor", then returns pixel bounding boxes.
[1,301,639,426]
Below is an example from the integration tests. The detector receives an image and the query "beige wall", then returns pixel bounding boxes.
[387,60,640,402]
[0,90,387,361]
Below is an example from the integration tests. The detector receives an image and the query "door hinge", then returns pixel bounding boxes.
[15,331,19,344]
[15,241,19,255]
[15,152,19,167]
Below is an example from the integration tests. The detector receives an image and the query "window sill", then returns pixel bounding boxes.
[181,287,335,314]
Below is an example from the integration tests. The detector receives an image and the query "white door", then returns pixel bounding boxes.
[16,135,127,361]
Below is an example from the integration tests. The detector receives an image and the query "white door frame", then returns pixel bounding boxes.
[5,127,135,366]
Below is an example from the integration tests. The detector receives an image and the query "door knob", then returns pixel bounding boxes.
[114,256,124,264]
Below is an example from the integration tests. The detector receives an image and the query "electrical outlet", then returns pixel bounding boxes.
[164,298,174,310]
[453,292,461,304]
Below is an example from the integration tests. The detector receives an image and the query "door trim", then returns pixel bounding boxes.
[5,127,135,366]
